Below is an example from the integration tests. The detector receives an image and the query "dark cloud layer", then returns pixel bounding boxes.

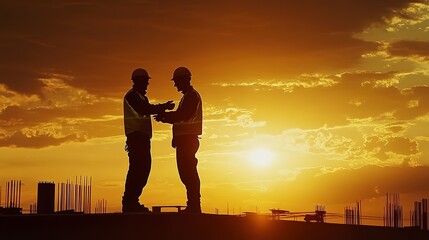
[0,0,421,97]
[0,69,45,96]
[388,40,429,59]
[0,131,85,148]
[270,165,429,204]
[0,101,121,129]
[0,100,122,148]
[308,165,429,203]
[364,135,419,160]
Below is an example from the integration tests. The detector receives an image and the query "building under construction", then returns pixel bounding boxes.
[411,198,428,231]
[0,180,22,215]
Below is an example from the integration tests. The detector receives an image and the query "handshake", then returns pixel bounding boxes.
[155,100,175,123]
[161,100,175,111]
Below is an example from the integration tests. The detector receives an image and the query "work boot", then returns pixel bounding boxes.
[122,203,151,213]
[179,205,202,214]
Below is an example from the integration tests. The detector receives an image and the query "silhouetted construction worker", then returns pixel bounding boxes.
[155,67,203,213]
[123,68,175,213]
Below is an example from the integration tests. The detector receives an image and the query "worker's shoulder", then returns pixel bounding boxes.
[124,88,136,97]
[186,88,201,100]
[125,89,144,99]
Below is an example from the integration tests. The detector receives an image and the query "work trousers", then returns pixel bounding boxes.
[173,135,201,207]
[123,131,151,206]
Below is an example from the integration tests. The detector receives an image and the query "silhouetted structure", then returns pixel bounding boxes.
[95,199,107,214]
[29,202,37,214]
[384,193,403,227]
[270,209,290,220]
[305,205,326,223]
[37,182,55,214]
[57,177,92,213]
[0,180,22,215]
[152,205,186,213]
[411,198,428,231]
[345,201,362,225]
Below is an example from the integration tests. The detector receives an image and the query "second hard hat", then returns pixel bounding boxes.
[172,67,191,80]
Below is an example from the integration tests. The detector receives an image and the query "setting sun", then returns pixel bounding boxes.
[247,148,275,167]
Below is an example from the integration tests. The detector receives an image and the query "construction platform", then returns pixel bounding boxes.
[0,213,428,240]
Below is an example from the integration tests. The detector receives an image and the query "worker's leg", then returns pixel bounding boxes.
[123,132,151,211]
[176,136,201,211]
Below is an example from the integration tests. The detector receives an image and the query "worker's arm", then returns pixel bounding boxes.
[126,91,174,116]
[155,91,199,124]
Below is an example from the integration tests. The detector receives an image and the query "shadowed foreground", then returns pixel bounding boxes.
[0,213,428,240]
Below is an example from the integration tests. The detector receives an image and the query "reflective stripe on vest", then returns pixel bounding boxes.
[123,89,152,137]
[173,89,202,136]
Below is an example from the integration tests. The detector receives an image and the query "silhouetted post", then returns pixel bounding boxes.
[5,182,8,207]
[89,177,92,214]
[414,201,420,228]
[60,183,63,211]
[11,181,14,208]
[79,178,82,212]
[75,177,78,211]
[385,193,403,227]
[14,181,18,208]
[18,180,21,208]
[83,177,86,213]
[413,207,416,227]
[6,182,9,207]
[7,182,10,208]
[423,199,428,231]
[11,181,14,207]
[57,183,59,212]
[357,201,361,225]
[65,181,67,210]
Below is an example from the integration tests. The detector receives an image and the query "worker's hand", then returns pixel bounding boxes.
[163,100,175,110]
[154,113,164,122]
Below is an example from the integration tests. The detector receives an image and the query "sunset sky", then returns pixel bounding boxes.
[1,0,429,224]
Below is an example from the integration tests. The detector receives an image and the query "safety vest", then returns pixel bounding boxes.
[173,89,202,136]
[123,89,152,137]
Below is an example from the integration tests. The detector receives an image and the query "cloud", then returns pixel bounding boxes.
[206,71,411,130]
[212,75,337,93]
[278,123,420,165]
[0,76,123,148]
[363,135,419,161]
[395,85,429,120]
[388,40,429,60]
[0,69,45,96]
[204,70,429,137]
[0,105,123,148]
[0,131,85,148]
[383,1,429,32]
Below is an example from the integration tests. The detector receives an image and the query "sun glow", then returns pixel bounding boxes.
[247,148,275,167]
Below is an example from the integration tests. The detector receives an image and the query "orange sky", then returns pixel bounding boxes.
[1,0,429,224]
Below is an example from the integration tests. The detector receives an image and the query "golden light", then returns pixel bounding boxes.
[247,148,274,167]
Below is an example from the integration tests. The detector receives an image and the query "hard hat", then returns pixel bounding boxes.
[171,67,191,80]
[131,68,151,80]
